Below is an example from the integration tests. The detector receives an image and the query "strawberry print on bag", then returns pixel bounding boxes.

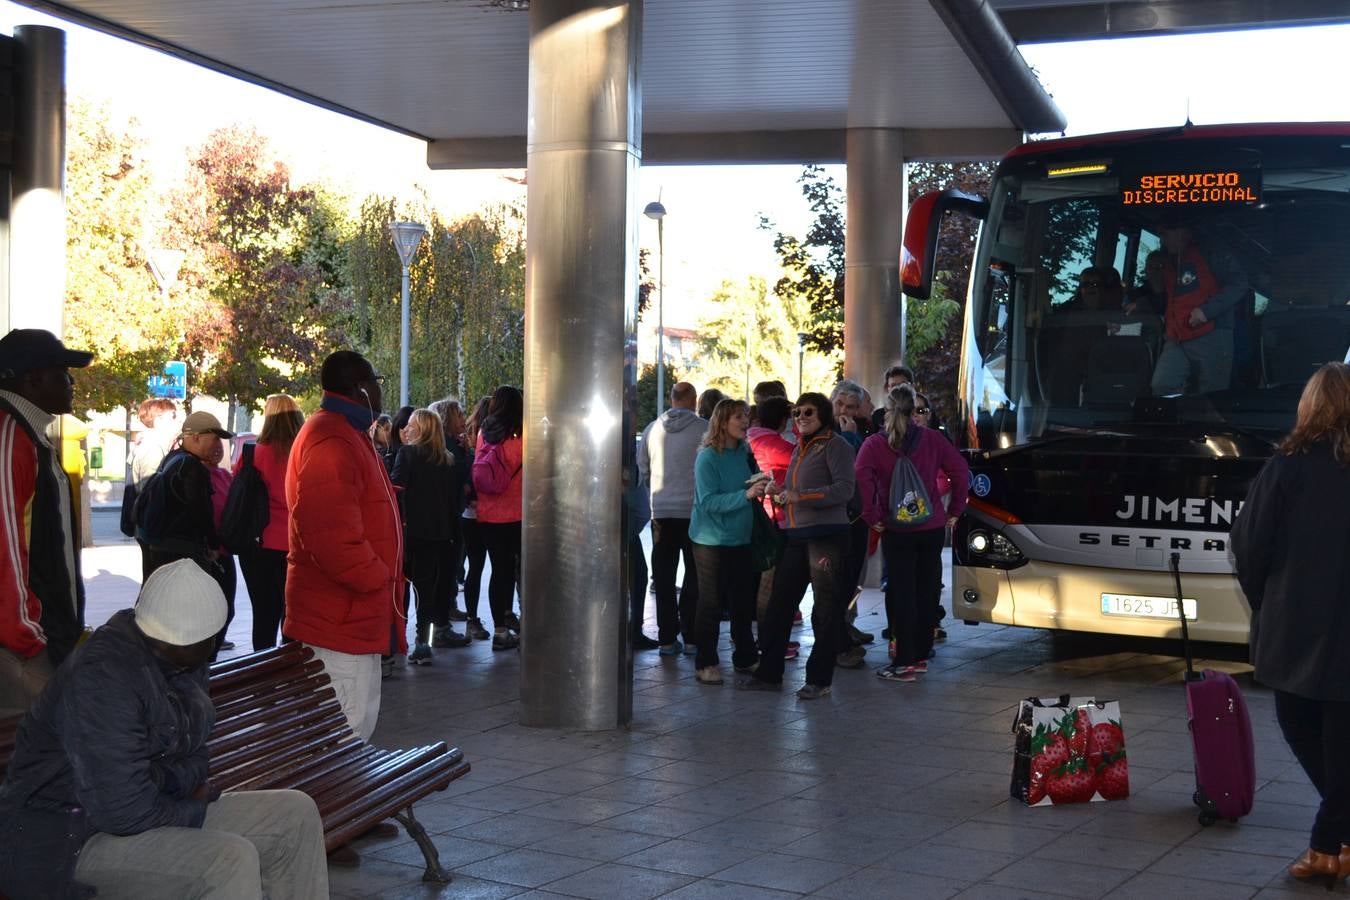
[1012,697,1129,806]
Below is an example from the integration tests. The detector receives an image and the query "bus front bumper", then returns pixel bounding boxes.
[952,560,1251,644]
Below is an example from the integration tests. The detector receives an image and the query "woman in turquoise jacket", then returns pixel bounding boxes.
[689,399,769,685]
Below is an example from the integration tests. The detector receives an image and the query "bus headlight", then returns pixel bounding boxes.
[964,528,1025,567]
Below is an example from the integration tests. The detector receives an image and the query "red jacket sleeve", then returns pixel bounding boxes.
[290,434,392,595]
[0,418,46,658]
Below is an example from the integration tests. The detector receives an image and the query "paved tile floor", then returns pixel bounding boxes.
[82,511,1332,899]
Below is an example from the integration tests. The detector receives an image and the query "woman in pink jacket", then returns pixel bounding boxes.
[471,386,523,651]
[854,384,969,682]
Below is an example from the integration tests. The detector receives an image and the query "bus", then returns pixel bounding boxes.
[901,124,1350,644]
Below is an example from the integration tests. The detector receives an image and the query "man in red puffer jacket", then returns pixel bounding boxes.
[284,351,402,741]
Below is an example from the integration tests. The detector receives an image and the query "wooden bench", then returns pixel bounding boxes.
[0,642,471,883]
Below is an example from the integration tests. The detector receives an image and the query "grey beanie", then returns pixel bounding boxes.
[135,559,227,646]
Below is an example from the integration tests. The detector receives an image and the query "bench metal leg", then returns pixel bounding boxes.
[393,805,451,883]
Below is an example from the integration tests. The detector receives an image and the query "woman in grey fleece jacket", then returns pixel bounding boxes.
[739,392,856,700]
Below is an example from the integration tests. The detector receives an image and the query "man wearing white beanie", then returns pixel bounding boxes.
[0,559,328,899]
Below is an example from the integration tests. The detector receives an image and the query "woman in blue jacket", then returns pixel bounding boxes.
[689,399,769,685]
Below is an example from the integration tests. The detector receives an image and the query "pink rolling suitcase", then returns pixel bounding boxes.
[1171,552,1256,825]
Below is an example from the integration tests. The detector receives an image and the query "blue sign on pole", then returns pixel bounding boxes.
[148,361,187,400]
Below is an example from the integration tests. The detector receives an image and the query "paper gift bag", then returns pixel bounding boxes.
[1011,697,1128,806]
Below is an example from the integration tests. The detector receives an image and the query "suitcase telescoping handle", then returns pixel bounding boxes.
[1170,551,1198,682]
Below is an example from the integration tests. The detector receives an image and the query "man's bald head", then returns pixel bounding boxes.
[670,382,697,410]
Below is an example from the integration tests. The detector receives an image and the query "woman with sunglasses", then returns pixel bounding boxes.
[855,384,969,683]
[738,393,857,699]
[689,399,769,685]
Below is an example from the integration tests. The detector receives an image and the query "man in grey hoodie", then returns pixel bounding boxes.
[637,382,707,654]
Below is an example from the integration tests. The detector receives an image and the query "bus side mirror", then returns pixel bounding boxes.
[901,188,990,300]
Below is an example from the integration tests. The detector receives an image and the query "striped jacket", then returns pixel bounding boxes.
[0,393,84,664]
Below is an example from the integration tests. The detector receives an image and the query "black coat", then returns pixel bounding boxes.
[1231,442,1350,700]
[391,444,463,542]
[0,611,213,839]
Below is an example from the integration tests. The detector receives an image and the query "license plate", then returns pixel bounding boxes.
[1100,593,1197,621]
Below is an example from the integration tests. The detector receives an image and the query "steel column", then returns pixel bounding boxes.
[9,25,65,336]
[520,0,640,730]
[843,129,905,401]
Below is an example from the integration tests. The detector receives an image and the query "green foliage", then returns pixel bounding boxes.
[63,98,185,416]
[634,359,680,430]
[763,166,845,369]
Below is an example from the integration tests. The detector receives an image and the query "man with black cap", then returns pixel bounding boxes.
[0,558,328,899]
[0,328,93,714]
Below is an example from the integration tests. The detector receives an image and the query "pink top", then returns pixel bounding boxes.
[234,441,292,552]
[854,426,970,532]
[474,433,523,524]
[209,465,232,553]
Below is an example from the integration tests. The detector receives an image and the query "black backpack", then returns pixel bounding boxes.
[218,443,270,554]
[132,450,186,542]
[118,480,139,538]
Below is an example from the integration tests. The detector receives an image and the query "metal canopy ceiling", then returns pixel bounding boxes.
[14,0,1065,167]
[990,0,1350,44]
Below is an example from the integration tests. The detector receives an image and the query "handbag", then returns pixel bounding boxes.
[1010,696,1129,806]
[0,803,96,899]
[749,500,786,572]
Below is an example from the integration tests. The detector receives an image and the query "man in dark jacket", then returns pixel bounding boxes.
[0,329,93,715]
[0,559,327,899]
[137,410,234,577]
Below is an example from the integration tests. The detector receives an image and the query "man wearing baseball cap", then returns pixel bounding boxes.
[0,559,328,899]
[0,328,93,714]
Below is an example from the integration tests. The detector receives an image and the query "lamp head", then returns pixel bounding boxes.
[643,201,667,221]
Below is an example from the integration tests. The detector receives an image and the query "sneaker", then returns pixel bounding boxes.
[784,647,799,660]
[787,640,800,651]
[432,628,471,648]
[735,675,781,692]
[682,642,698,656]
[934,627,948,642]
[218,640,236,651]
[633,634,661,651]
[792,610,803,626]
[836,646,867,669]
[913,660,929,674]
[659,639,684,656]
[695,666,724,685]
[504,612,522,633]
[448,606,469,622]
[467,617,490,640]
[492,631,519,652]
[876,664,916,682]
[849,624,875,645]
[797,683,832,700]
[407,643,434,666]
[733,659,760,674]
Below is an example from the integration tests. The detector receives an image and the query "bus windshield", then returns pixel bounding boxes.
[963,138,1350,446]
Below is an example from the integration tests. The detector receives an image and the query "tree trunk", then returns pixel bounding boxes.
[227,396,237,434]
[124,406,134,484]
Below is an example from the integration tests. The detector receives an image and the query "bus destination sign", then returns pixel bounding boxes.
[1121,169,1261,207]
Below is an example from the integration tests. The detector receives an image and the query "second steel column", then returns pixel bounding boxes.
[520,0,640,730]
[843,129,906,400]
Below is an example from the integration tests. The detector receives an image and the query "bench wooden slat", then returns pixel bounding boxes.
[320,749,470,851]
[241,741,375,793]
[211,731,361,793]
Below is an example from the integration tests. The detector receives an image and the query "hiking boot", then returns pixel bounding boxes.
[695,666,723,685]
[407,644,434,666]
[432,627,471,648]
[504,612,522,633]
[659,639,684,656]
[466,617,490,640]
[448,606,469,622]
[797,683,832,700]
[492,631,519,652]
[836,646,867,669]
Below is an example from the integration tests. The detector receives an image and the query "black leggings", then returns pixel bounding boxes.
[239,547,287,650]
[461,518,488,620]
[478,520,521,630]
[405,537,454,644]
[1275,691,1350,854]
[880,528,945,667]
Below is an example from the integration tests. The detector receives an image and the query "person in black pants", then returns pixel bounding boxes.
[740,392,856,699]
[1232,362,1350,884]
[392,409,470,664]
[472,386,524,651]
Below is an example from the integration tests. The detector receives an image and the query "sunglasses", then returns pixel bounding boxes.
[791,408,817,419]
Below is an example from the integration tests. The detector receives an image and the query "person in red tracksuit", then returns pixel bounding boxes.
[284,351,402,742]
[0,330,93,714]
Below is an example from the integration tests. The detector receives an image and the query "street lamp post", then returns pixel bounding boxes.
[643,200,667,416]
[798,332,809,397]
[390,221,428,408]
